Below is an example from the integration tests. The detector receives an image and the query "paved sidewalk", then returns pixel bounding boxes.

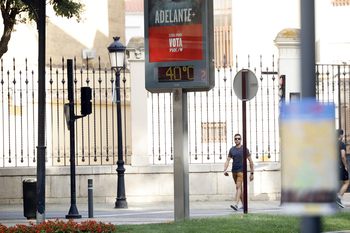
[0,200,282,227]
[0,198,350,232]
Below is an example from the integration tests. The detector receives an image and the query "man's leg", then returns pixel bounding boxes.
[340,180,349,197]
[237,172,244,207]
[235,181,242,206]
[337,168,349,208]
[230,172,240,210]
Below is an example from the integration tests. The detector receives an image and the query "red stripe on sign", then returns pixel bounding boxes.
[149,24,203,63]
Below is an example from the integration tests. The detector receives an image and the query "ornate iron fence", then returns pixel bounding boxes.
[147,62,350,165]
[316,64,350,152]
[148,55,280,164]
[1,58,348,167]
[0,57,130,167]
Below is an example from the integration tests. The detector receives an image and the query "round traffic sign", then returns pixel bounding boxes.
[233,69,259,101]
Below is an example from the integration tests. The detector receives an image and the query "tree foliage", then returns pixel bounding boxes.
[0,0,85,58]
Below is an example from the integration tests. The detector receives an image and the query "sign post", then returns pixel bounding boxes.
[144,0,214,222]
[66,59,82,219]
[233,69,258,214]
[173,88,189,221]
[65,59,92,219]
[242,70,248,214]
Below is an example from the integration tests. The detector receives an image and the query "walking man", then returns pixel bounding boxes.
[336,129,349,208]
[224,133,254,210]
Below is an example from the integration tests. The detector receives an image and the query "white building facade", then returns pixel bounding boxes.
[0,0,350,204]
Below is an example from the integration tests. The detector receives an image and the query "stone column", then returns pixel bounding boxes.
[274,28,301,103]
[126,37,149,166]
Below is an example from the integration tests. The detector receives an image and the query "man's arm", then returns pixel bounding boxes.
[247,156,254,181]
[224,157,231,173]
[341,149,347,171]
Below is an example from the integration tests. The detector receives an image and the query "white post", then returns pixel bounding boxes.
[127,37,149,166]
[274,28,301,103]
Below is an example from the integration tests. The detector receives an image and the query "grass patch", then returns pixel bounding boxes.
[322,211,350,232]
[115,212,350,233]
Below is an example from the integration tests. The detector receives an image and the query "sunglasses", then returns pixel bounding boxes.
[234,138,241,140]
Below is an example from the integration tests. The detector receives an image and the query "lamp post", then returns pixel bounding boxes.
[108,37,128,208]
[21,0,46,224]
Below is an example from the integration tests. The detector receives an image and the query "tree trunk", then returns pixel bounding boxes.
[0,5,17,59]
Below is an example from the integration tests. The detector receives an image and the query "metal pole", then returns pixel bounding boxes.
[66,59,81,219]
[301,216,321,233]
[36,0,46,224]
[88,179,93,218]
[115,69,128,208]
[300,0,320,231]
[242,70,248,214]
[173,88,189,222]
[337,65,341,129]
[300,0,316,98]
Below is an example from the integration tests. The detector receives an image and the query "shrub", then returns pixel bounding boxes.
[0,218,117,233]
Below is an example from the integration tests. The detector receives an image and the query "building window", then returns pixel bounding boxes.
[202,122,226,143]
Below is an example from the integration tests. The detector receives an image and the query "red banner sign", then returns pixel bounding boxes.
[148,0,203,63]
[149,25,203,63]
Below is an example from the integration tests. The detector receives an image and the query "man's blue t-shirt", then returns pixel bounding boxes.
[339,140,346,168]
[228,146,251,172]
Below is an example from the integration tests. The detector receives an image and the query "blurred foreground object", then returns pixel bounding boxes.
[281,99,338,215]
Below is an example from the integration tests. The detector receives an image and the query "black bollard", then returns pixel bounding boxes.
[88,179,93,218]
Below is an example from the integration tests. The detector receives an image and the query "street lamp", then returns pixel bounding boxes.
[108,37,128,208]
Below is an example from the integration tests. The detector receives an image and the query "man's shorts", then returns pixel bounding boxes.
[340,166,349,181]
[232,172,243,183]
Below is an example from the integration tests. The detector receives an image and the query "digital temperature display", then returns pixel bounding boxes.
[158,66,194,82]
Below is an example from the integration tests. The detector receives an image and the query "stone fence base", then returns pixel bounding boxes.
[0,162,281,205]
